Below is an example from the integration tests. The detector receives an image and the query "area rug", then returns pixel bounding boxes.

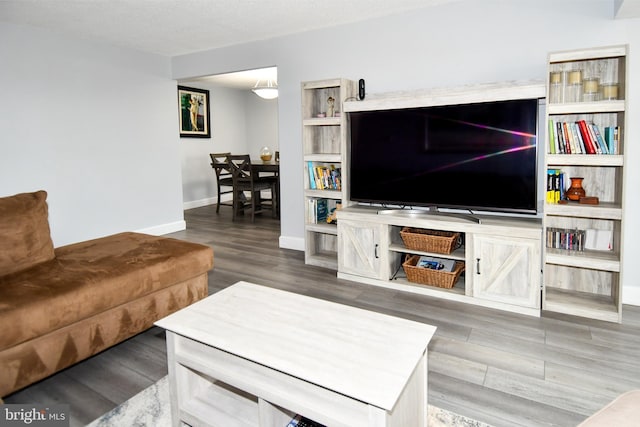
[88,376,491,427]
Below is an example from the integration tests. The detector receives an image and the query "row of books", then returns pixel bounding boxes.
[546,169,566,203]
[307,198,340,224]
[546,227,586,252]
[307,161,341,191]
[546,228,613,252]
[548,119,620,155]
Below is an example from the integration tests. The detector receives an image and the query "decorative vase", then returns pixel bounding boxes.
[566,177,586,201]
[260,146,272,162]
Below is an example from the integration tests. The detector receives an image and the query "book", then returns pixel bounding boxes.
[315,198,328,223]
[307,161,316,189]
[548,119,556,154]
[546,169,564,203]
[555,121,566,154]
[584,229,613,251]
[571,122,586,154]
[590,123,609,154]
[562,122,575,153]
[604,126,615,154]
[307,198,329,223]
[416,256,456,272]
[577,120,597,154]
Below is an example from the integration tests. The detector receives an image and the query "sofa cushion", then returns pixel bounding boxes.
[0,190,55,276]
[0,232,213,351]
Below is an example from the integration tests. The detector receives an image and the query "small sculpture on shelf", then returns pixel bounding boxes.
[326,202,342,224]
[565,177,586,201]
[327,96,335,118]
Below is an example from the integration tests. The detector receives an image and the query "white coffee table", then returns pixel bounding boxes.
[155,281,436,427]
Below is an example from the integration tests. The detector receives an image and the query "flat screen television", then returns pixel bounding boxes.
[349,99,540,214]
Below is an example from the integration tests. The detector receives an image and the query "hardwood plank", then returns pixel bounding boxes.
[429,372,587,427]
[483,366,607,416]
[429,336,545,379]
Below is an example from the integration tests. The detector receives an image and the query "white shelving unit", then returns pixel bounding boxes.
[301,78,356,269]
[543,45,627,323]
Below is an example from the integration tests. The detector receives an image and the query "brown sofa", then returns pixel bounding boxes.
[0,190,214,397]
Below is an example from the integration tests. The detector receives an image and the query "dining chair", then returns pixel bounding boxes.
[209,153,234,213]
[257,151,280,218]
[227,154,277,222]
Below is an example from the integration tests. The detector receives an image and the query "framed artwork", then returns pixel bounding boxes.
[178,85,211,138]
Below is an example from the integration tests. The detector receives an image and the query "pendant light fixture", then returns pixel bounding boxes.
[252,78,278,99]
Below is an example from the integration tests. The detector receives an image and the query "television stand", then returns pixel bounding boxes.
[376,207,482,224]
[338,205,542,317]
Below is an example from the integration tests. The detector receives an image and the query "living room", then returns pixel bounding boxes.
[2,0,640,426]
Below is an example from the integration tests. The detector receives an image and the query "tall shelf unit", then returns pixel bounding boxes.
[302,78,356,269]
[543,45,627,323]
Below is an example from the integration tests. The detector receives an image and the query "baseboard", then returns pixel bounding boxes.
[623,286,640,307]
[280,235,304,251]
[183,195,233,210]
[137,220,186,236]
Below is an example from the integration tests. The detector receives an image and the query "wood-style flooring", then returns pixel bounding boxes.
[5,204,640,427]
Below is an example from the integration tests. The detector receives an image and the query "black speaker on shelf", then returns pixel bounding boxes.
[358,79,365,100]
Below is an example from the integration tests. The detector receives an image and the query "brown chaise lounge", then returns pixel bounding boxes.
[0,190,214,398]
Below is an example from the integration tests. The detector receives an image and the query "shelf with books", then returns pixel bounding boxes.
[546,248,620,271]
[545,202,622,219]
[547,154,623,166]
[304,153,341,162]
[543,45,627,323]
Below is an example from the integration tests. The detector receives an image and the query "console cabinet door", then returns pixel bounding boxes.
[472,234,541,309]
[338,220,385,279]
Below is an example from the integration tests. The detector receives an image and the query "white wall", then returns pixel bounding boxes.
[0,22,183,246]
[179,83,279,208]
[171,0,640,303]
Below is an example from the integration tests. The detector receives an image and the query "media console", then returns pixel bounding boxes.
[337,205,543,316]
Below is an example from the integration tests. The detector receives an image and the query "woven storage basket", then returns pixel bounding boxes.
[399,227,461,254]
[402,254,465,289]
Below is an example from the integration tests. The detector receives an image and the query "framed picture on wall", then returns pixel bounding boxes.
[178,86,211,138]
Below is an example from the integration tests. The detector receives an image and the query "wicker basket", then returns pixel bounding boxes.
[402,254,465,289]
[399,227,461,254]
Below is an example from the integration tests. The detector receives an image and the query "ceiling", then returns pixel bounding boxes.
[0,0,459,57]
[2,0,638,89]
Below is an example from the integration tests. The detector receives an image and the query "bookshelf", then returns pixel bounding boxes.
[543,45,627,323]
[302,78,356,269]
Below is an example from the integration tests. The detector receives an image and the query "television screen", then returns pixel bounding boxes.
[349,99,539,214]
